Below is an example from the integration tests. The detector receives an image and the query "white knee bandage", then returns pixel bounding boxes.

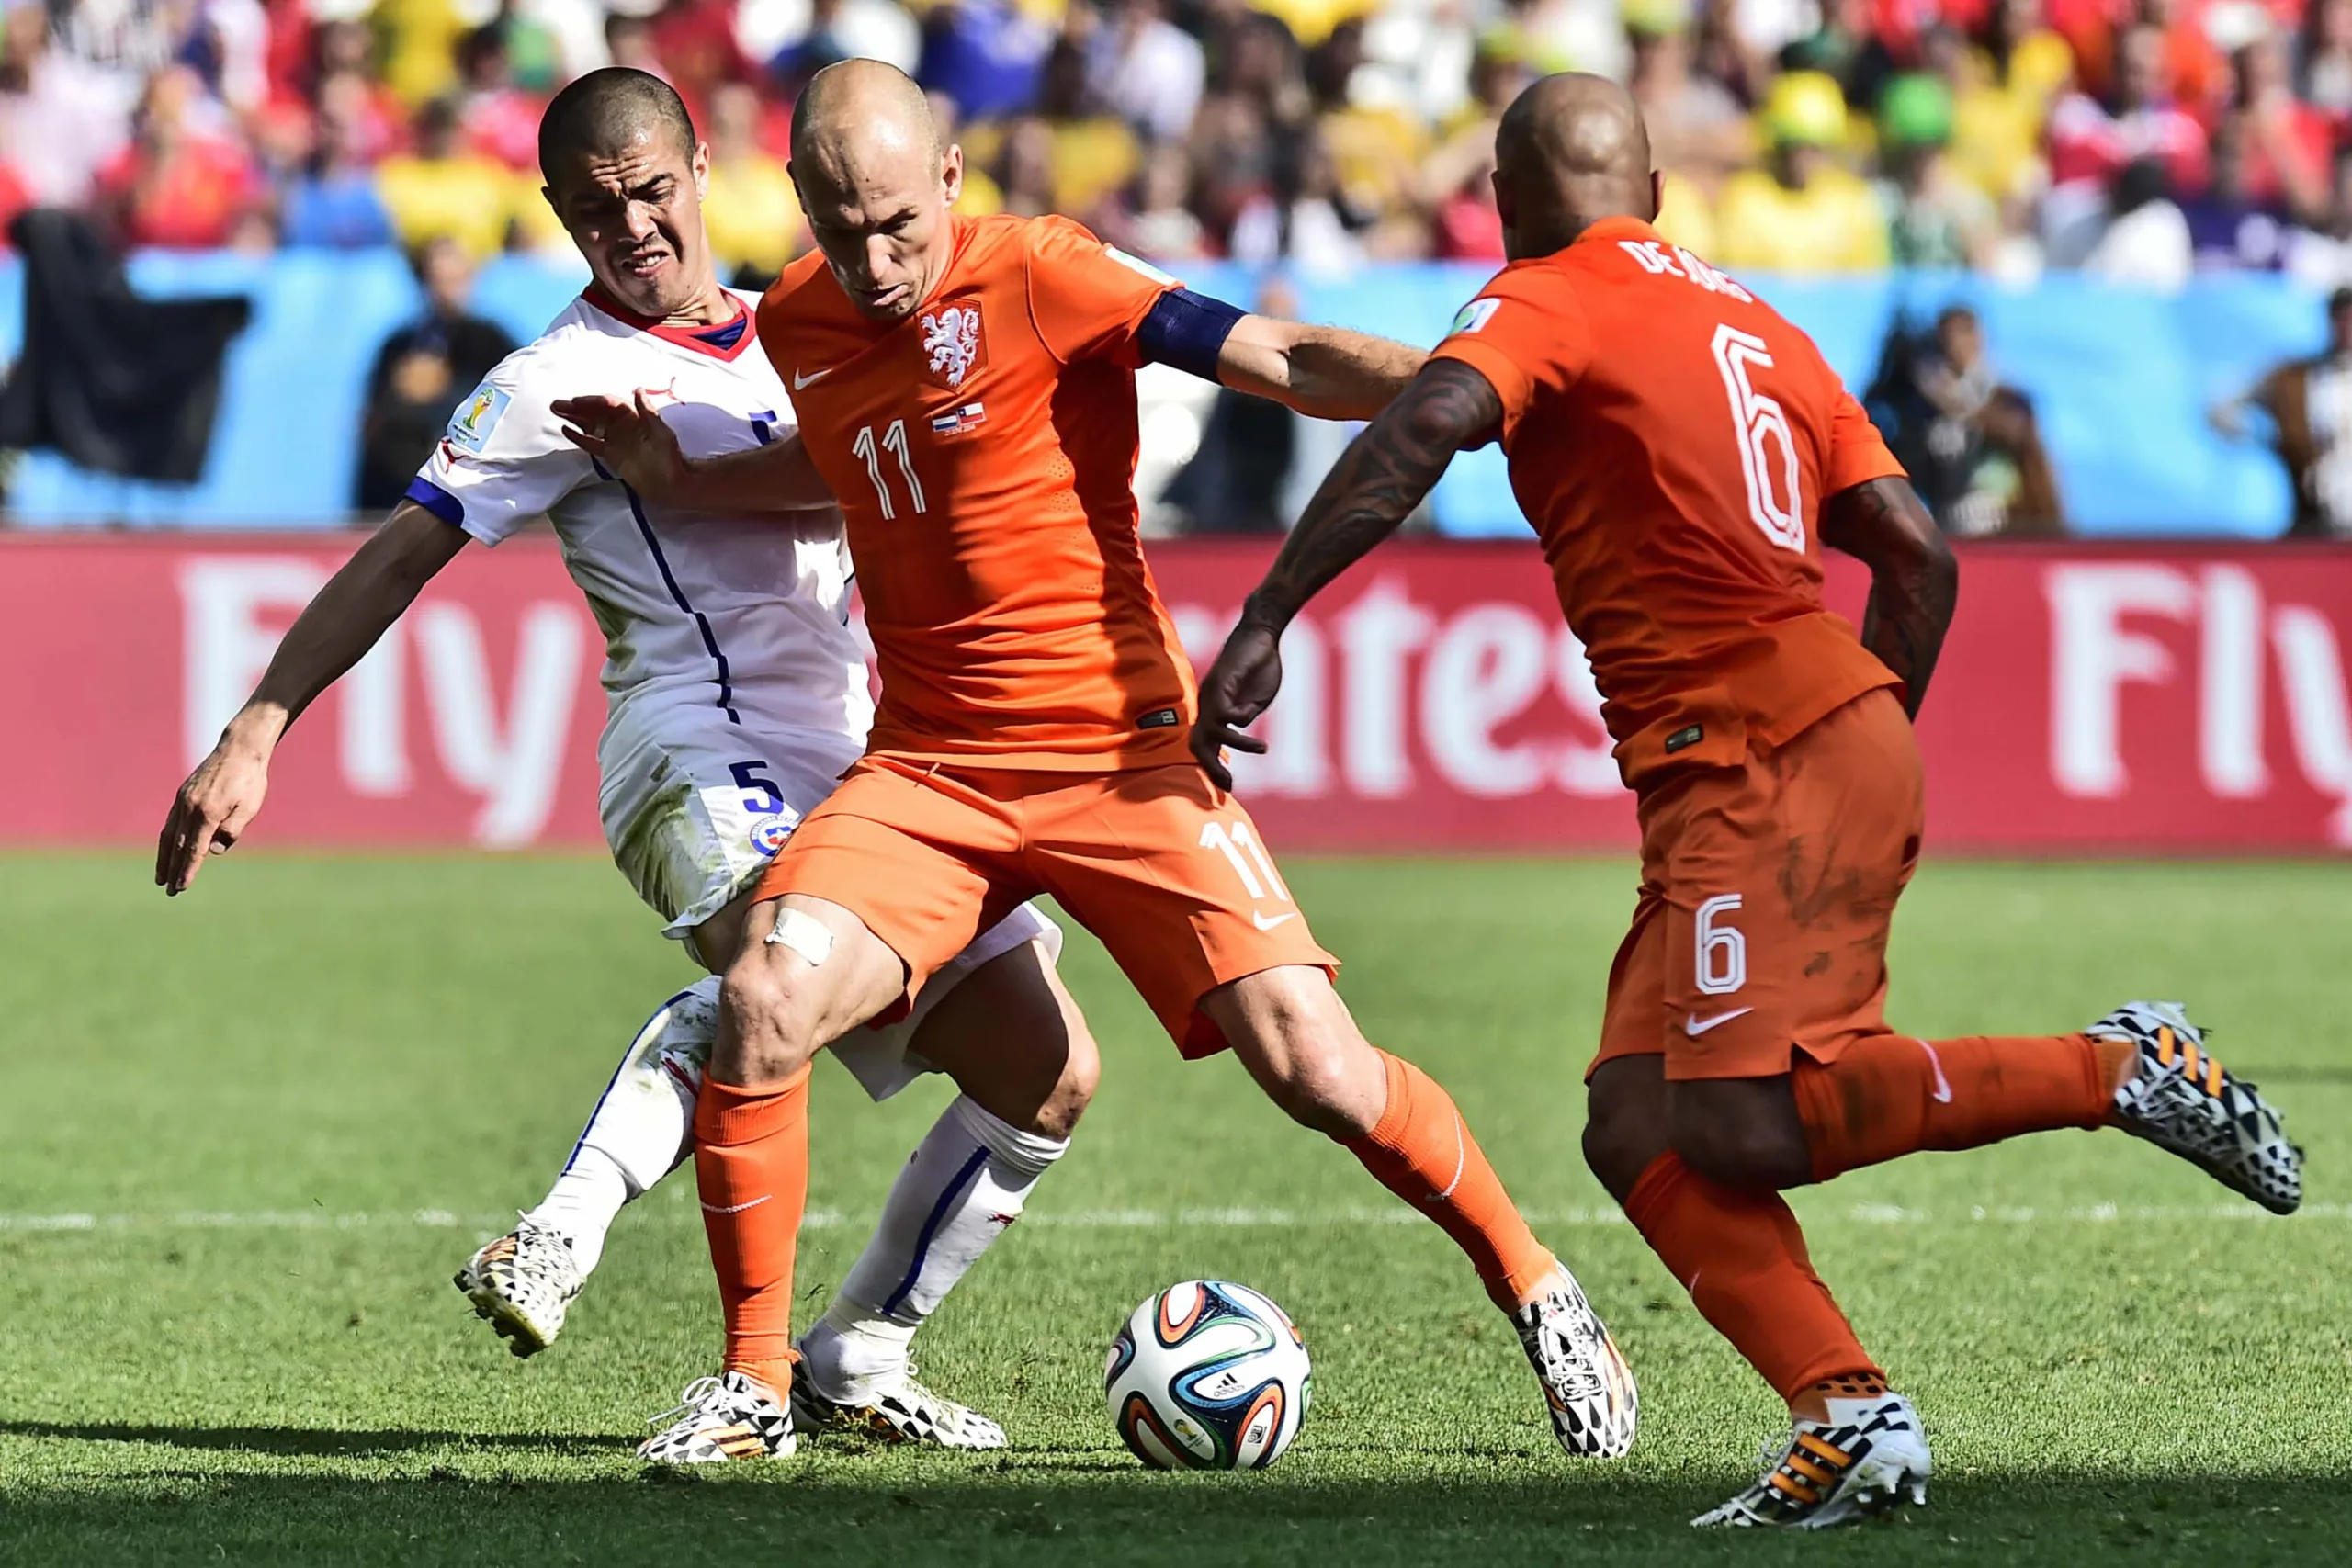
[766,907,835,967]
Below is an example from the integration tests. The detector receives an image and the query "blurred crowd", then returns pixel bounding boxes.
[7,0,2352,285]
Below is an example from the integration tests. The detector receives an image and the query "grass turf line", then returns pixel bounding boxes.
[0,852,2345,1566]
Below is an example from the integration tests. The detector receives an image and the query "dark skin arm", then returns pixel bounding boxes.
[1817,475,1958,717]
[1191,360,1503,788]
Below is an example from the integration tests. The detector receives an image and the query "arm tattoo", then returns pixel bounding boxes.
[1822,477,1958,716]
[1243,361,1504,629]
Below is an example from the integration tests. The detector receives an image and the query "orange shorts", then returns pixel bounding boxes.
[752,758,1336,1055]
[1591,687,1925,1082]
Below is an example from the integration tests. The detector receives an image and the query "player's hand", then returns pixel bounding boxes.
[554,391,689,501]
[1191,618,1283,792]
[155,738,270,895]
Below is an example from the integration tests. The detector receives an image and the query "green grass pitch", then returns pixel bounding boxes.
[1,852,2346,1566]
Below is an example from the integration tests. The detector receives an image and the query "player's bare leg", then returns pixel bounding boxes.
[793,941,1100,1449]
[1203,965,1638,1460]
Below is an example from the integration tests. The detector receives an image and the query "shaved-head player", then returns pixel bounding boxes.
[579,58,1640,1468]
[1195,73,2301,1529]
[160,67,1116,1456]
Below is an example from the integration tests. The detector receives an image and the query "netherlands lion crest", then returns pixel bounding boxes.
[921,301,986,390]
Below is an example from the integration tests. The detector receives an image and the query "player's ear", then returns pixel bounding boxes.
[1646,169,1663,223]
[941,142,964,209]
[694,141,711,199]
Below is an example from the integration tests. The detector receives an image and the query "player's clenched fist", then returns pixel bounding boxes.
[156,737,271,895]
[1190,615,1283,791]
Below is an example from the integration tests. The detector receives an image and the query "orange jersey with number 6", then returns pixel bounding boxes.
[757,213,1193,771]
[1428,216,1905,790]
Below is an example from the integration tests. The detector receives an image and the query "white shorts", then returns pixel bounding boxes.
[597,701,1063,1102]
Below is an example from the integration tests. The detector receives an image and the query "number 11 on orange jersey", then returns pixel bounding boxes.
[1200,818,1295,921]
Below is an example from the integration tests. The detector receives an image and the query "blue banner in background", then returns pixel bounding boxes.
[0,252,2316,536]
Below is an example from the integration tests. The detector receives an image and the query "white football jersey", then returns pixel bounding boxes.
[411,287,872,742]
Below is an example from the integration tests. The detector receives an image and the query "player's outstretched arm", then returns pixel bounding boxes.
[552,394,836,514]
[1191,359,1502,787]
[1211,313,1428,423]
[1819,475,1958,718]
[155,502,467,894]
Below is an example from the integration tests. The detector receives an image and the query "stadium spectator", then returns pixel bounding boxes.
[307,25,408,162]
[1628,0,1753,191]
[0,2,129,209]
[1114,141,1211,260]
[280,74,399,248]
[1713,70,1891,272]
[602,9,672,85]
[2212,286,2352,536]
[1880,73,2002,268]
[702,79,800,283]
[2287,147,2352,285]
[2298,0,2352,128]
[2045,23,2212,205]
[2184,119,2293,269]
[455,22,547,170]
[375,96,519,259]
[353,234,514,511]
[1088,0,1205,144]
[92,64,261,250]
[916,0,1053,121]
[2224,30,2331,220]
[2080,154,2195,286]
[1869,303,2064,536]
[374,0,477,107]
[759,0,923,85]
[1229,125,1368,275]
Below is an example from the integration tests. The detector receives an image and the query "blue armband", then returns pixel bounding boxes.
[1135,288,1247,379]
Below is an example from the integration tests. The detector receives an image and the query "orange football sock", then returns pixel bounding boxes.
[693,1066,812,1398]
[1792,1032,2115,1183]
[1620,1153,1880,1403]
[1341,1049,1555,1309]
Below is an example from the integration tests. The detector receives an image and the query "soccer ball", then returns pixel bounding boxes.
[1103,1280,1311,1470]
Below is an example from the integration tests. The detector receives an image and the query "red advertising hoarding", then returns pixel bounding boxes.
[5,535,2349,854]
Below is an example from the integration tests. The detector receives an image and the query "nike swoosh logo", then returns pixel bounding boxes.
[1252,910,1298,931]
[792,367,831,390]
[1684,1007,1753,1037]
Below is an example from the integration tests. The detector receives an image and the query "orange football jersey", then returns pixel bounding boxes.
[1429,216,1906,788]
[757,214,1197,770]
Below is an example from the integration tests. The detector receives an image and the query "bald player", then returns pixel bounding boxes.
[162,68,1108,1455]
[576,58,1639,1467]
[1195,73,2301,1529]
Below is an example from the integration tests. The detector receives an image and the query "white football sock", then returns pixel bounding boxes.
[523,976,718,1275]
[805,1095,1068,1400]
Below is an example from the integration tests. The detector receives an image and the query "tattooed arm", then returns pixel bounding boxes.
[1818,475,1958,717]
[1190,360,1504,786]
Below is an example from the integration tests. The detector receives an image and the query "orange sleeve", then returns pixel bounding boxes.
[1824,388,1907,494]
[1424,267,1591,440]
[1023,215,1178,366]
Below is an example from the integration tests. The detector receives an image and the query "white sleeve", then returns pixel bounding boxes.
[408,352,594,546]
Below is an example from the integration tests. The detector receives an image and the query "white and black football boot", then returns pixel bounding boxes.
[1693,1393,1931,1529]
[788,1353,1008,1450]
[454,1217,582,1358]
[2092,1001,2302,1214]
[637,1371,797,1464]
[1510,1260,1638,1460]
